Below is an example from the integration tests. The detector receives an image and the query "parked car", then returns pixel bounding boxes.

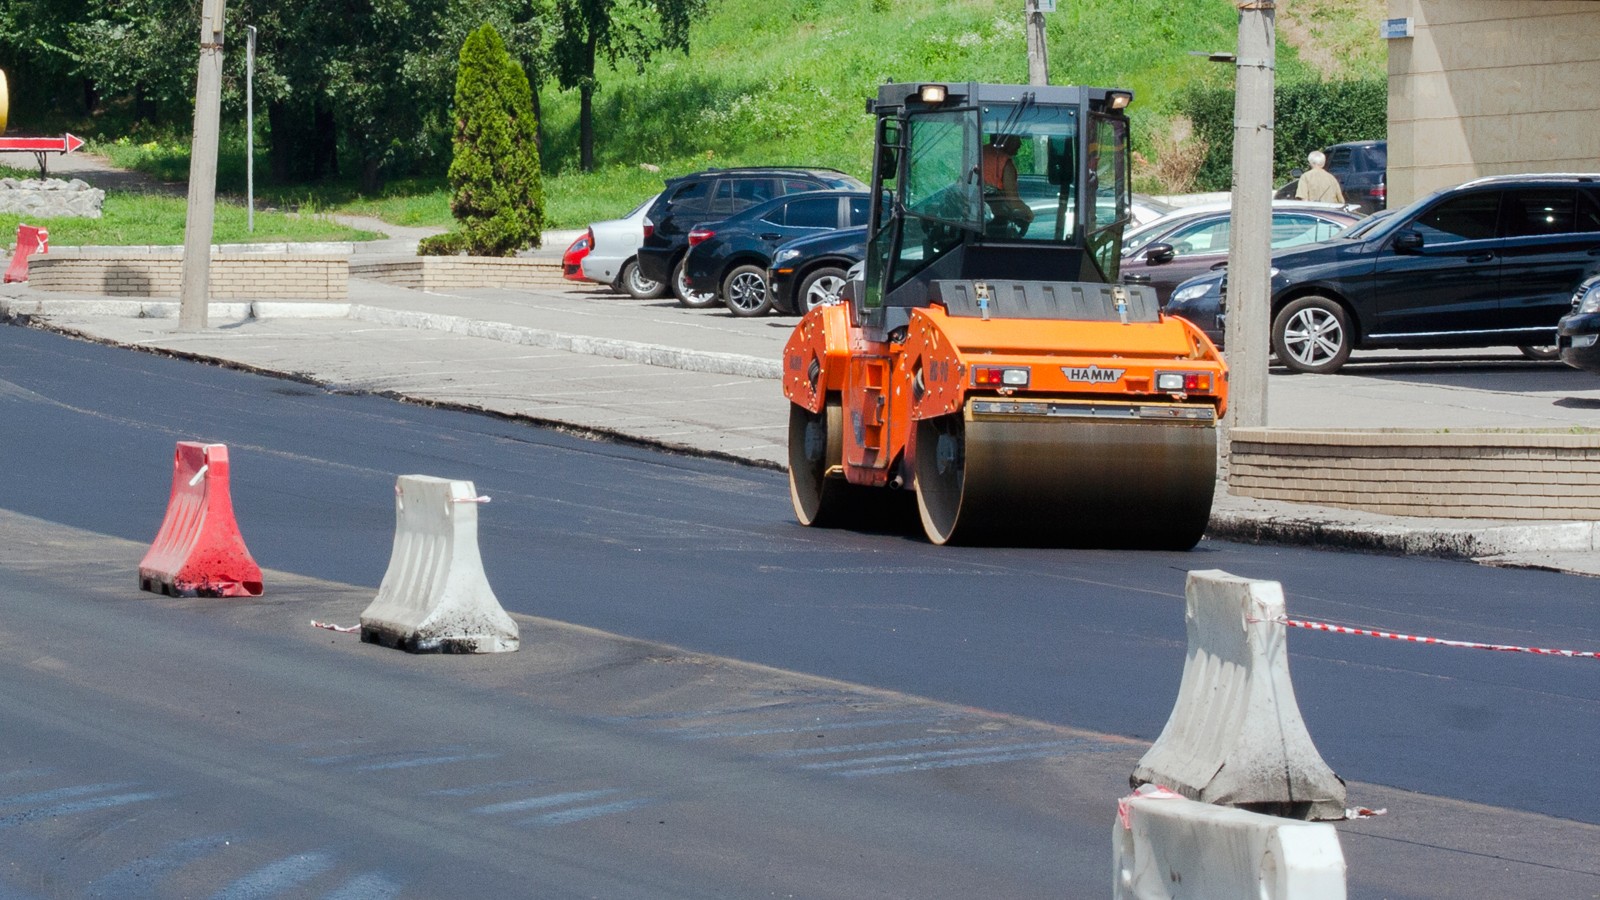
[1558,275,1600,373]
[1167,211,1397,347]
[1130,193,1178,227]
[580,193,667,299]
[1120,201,1362,304]
[681,190,872,317]
[637,167,868,308]
[1276,140,1388,214]
[768,225,867,315]
[561,231,590,283]
[1215,174,1600,373]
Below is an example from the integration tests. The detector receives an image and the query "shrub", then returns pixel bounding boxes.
[443,23,544,257]
[417,232,468,256]
[1176,77,1387,191]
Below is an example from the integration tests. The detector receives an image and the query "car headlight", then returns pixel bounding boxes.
[773,248,801,264]
[1170,282,1212,305]
[1576,279,1600,315]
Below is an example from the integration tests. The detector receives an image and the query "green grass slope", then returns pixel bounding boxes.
[536,0,1384,223]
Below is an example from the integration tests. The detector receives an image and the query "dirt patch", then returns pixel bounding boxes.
[1277,0,1388,80]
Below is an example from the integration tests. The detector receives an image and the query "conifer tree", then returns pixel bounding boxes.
[424,23,544,256]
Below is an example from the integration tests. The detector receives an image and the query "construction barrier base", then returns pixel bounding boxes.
[1114,784,1346,900]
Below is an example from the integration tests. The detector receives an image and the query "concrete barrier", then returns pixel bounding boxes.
[359,475,518,654]
[1113,784,1346,899]
[1132,570,1346,820]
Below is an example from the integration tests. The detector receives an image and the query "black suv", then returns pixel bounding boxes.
[637,167,867,306]
[1276,140,1387,214]
[1235,173,1600,374]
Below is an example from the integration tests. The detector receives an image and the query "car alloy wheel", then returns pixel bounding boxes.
[1272,295,1353,374]
[674,258,720,309]
[800,267,849,312]
[623,259,667,300]
[723,265,772,317]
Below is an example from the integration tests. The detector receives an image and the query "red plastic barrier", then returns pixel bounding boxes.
[3,224,48,283]
[138,442,264,598]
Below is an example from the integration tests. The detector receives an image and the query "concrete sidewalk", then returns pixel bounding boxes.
[5,264,1600,577]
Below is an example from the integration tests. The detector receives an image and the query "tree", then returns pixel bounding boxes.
[551,0,704,171]
[425,22,543,256]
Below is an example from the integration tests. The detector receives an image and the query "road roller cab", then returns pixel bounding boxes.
[782,81,1229,548]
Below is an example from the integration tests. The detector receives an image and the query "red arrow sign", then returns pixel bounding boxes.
[0,133,85,154]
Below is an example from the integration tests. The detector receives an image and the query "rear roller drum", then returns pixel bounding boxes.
[789,398,870,527]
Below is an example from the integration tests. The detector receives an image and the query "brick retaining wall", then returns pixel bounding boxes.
[352,256,564,291]
[1228,427,1600,520]
[27,249,348,300]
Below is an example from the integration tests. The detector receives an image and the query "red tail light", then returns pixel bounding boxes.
[1371,185,1386,201]
[643,219,654,240]
[688,227,715,246]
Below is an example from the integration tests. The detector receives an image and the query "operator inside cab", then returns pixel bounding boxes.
[981,134,1034,238]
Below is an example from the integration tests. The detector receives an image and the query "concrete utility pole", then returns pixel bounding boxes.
[1025,0,1050,86]
[246,25,256,234]
[1223,0,1275,430]
[179,0,226,331]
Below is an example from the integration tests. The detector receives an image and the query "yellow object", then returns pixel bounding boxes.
[0,69,9,134]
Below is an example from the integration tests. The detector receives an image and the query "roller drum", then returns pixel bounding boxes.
[915,399,1217,548]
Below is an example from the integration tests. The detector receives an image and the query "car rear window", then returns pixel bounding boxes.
[1504,188,1600,236]
[713,178,778,214]
[786,197,838,229]
[666,180,710,214]
[848,196,872,227]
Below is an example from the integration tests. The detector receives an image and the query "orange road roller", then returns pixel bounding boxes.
[781,82,1229,548]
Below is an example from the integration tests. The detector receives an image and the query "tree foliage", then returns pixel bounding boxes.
[550,0,705,170]
[427,22,544,256]
[1178,78,1388,191]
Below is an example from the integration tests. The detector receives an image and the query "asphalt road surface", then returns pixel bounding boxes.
[1,323,1597,897]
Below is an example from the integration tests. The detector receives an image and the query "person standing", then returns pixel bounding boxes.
[1295,150,1345,204]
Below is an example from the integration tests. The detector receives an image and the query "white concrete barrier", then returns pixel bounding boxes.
[1132,570,1346,819]
[1113,784,1346,899]
[359,475,519,654]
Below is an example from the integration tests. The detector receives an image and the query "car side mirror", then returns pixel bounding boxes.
[1289,167,1304,179]
[1393,230,1424,253]
[1145,242,1176,265]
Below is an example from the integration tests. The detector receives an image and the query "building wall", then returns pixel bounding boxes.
[1386,0,1600,207]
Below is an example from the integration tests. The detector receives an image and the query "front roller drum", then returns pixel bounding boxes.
[914,400,1218,549]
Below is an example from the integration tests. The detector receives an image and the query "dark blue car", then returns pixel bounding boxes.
[681,191,872,317]
[766,225,867,315]
[1175,175,1600,373]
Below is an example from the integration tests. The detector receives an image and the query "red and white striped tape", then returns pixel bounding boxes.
[1273,617,1599,660]
[311,620,359,633]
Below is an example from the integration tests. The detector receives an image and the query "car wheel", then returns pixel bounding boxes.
[798,266,849,312]
[1517,344,1560,361]
[1271,295,1352,374]
[673,258,720,309]
[622,258,667,300]
[723,264,772,317]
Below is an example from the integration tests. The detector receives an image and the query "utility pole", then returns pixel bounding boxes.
[179,0,225,331]
[1223,1,1275,430]
[246,25,256,234]
[1025,0,1050,86]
